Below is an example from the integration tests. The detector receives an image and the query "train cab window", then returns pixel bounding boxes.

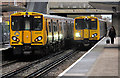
[11,16,43,31]
[75,19,87,29]
[32,16,43,30]
[88,19,97,29]
[75,19,97,30]
[53,22,57,32]
[49,22,51,32]
[11,16,24,31]
[63,22,66,30]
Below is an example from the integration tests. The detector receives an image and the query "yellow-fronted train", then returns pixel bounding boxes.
[10,12,74,55]
[73,16,107,47]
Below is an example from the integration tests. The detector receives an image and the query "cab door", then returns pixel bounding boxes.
[84,29,89,38]
[23,31,31,43]
[83,19,90,39]
[22,20,31,44]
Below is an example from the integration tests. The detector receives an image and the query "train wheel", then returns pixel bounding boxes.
[44,46,49,55]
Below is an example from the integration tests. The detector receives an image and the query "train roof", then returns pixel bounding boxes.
[75,16,97,19]
[43,14,73,20]
[75,16,107,22]
[11,12,74,21]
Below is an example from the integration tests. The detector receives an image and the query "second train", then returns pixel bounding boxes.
[73,16,107,47]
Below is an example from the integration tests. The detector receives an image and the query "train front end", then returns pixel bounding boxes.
[10,12,47,55]
[74,16,100,46]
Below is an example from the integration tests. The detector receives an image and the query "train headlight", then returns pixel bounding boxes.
[35,36,42,42]
[75,33,80,37]
[12,36,19,42]
[92,34,95,37]
[12,36,17,41]
[38,36,42,41]
[92,33,97,38]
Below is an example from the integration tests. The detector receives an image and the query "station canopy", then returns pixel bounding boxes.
[1,4,26,12]
[89,2,120,13]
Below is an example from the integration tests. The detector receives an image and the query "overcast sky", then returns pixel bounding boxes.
[101,14,112,19]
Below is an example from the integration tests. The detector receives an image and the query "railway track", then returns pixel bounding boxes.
[1,60,18,68]
[25,49,78,78]
[2,50,65,78]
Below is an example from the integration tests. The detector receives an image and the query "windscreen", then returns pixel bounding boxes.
[75,19,97,30]
[11,15,43,31]
[75,19,87,29]
[88,19,97,29]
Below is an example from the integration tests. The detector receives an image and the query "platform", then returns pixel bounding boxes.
[58,37,119,78]
[0,44,11,51]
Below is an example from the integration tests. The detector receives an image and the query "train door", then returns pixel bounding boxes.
[66,21,68,38]
[83,19,90,39]
[62,21,65,40]
[83,29,89,39]
[48,19,52,43]
[56,20,59,42]
[51,19,54,42]
[69,21,71,38]
[59,22,63,40]
[45,19,49,43]
[71,21,74,38]
[23,20,31,44]
[89,18,98,40]
[53,20,57,42]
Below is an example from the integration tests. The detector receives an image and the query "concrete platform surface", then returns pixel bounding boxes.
[0,44,11,51]
[58,37,119,77]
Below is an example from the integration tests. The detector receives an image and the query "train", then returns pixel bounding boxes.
[10,12,74,55]
[10,12,107,55]
[73,16,107,46]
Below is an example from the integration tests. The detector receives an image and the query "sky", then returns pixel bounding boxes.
[101,14,112,19]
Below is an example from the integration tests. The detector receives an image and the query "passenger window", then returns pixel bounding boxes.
[45,19,48,34]
[53,22,57,32]
[49,22,51,32]
[54,26,56,31]
[57,20,59,31]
